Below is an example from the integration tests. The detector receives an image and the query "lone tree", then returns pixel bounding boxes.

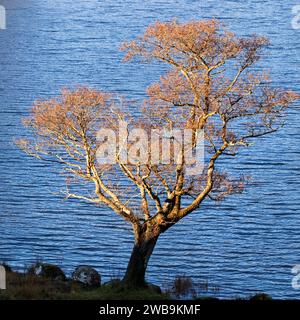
[17,20,298,288]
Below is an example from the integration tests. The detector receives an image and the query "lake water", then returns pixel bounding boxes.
[0,0,299,299]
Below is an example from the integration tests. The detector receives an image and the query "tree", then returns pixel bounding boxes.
[16,20,298,288]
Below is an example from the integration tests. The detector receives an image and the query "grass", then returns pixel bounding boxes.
[0,266,272,300]
[0,270,169,300]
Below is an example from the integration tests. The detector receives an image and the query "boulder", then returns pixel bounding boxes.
[103,278,122,287]
[249,292,272,300]
[147,283,162,294]
[28,262,66,281]
[72,266,101,286]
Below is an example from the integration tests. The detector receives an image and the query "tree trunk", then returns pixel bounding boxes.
[122,234,159,288]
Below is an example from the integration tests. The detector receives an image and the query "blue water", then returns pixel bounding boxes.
[0,0,299,299]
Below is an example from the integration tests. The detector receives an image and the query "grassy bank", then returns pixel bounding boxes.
[0,269,169,300]
[0,265,272,300]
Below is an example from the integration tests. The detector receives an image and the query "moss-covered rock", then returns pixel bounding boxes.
[28,263,66,281]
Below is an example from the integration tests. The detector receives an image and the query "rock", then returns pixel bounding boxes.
[147,283,162,294]
[28,262,66,281]
[103,279,122,287]
[249,293,272,300]
[72,266,101,286]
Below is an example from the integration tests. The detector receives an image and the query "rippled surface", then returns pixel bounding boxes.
[0,0,299,298]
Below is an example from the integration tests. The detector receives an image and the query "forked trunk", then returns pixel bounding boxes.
[123,235,159,288]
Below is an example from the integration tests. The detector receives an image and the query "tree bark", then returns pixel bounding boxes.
[122,234,159,288]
